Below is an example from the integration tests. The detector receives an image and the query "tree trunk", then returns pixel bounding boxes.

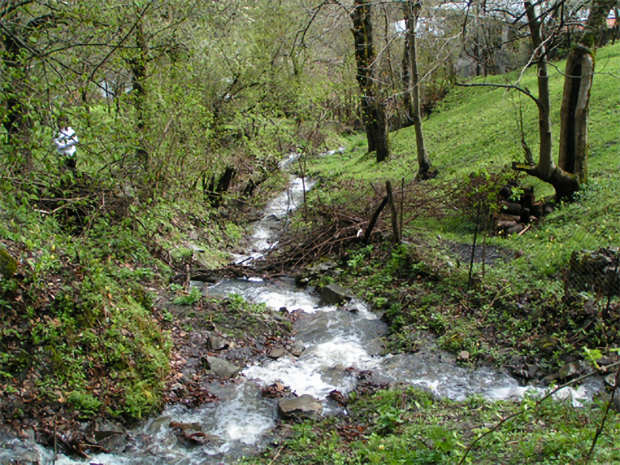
[518,1,578,200]
[558,46,593,182]
[129,16,149,170]
[401,31,413,126]
[403,1,435,179]
[558,0,615,184]
[351,0,390,162]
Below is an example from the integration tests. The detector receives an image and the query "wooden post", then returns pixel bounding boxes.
[386,180,400,243]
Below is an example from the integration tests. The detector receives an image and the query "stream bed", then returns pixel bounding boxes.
[0,155,603,464]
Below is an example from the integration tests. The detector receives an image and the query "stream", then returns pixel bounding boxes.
[0,152,603,464]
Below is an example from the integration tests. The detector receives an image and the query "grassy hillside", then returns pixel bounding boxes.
[303,43,619,363]
[311,42,619,272]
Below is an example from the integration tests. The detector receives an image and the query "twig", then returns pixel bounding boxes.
[518,224,531,236]
[268,444,285,465]
[583,363,620,464]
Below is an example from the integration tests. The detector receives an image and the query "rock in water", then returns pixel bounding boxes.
[205,356,241,378]
[318,284,354,305]
[268,347,287,359]
[278,395,322,419]
[289,342,305,357]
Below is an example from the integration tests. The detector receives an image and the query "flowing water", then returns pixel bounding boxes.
[0,152,603,464]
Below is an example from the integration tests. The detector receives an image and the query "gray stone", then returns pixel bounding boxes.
[205,356,241,378]
[278,394,322,419]
[268,347,287,359]
[366,337,386,356]
[290,342,305,357]
[207,334,229,351]
[604,373,618,388]
[15,449,41,465]
[318,284,354,305]
[567,248,620,297]
[506,223,525,235]
[94,420,125,441]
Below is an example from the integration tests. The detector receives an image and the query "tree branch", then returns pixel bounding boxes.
[455,81,540,107]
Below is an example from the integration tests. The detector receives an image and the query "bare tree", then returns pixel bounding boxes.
[402,0,437,179]
[512,0,615,199]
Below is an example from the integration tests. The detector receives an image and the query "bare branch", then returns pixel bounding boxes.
[455,81,540,107]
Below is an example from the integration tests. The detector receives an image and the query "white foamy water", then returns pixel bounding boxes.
[244,337,381,399]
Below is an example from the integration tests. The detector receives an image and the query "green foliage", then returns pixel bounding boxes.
[172,286,203,306]
[67,391,102,418]
[248,387,620,465]
[226,293,268,314]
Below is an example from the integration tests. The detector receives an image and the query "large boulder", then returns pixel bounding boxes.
[204,356,241,378]
[318,284,354,305]
[278,394,322,419]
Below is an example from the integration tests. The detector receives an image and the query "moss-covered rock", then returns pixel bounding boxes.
[0,246,17,279]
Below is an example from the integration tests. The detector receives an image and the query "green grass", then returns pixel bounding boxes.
[247,387,620,465]
[309,42,620,266]
[305,42,620,303]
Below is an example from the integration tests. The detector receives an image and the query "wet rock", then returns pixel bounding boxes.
[268,347,287,359]
[204,356,241,378]
[207,333,229,351]
[170,421,202,431]
[1,445,41,465]
[170,422,223,446]
[261,382,289,398]
[604,373,618,388]
[558,362,580,380]
[278,395,322,419]
[147,415,172,434]
[94,420,127,452]
[318,284,354,305]
[328,390,348,406]
[366,337,385,356]
[94,420,125,441]
[526,363,541,380]
[289,342,305,357]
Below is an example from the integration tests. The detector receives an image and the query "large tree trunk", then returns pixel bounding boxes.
[403,1,436,180]
[517,0,612,200]
[351,0,389,162]
[558,46,593,182]
[558,0,615,184]
[518,1,578,200]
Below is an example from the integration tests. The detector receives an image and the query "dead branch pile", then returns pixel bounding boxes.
[248,178,448,275]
